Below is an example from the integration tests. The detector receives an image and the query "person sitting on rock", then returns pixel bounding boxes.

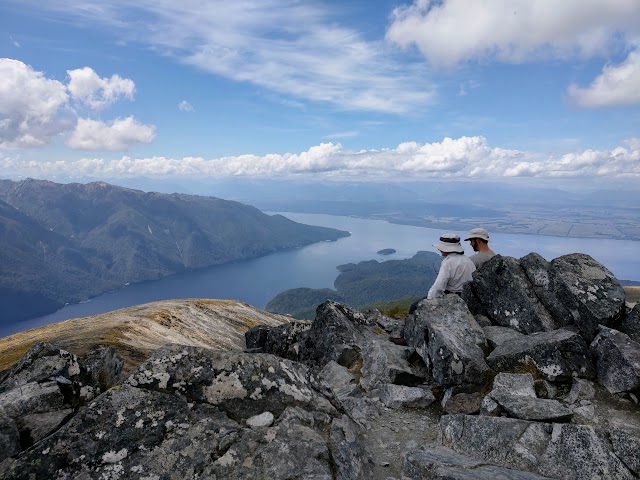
[409,233,475,313]
[465,227,496,269]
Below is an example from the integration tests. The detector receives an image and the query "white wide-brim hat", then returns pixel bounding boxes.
[433,233,465,253]
[465,227,490,242]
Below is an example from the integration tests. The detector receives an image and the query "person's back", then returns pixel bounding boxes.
[409,233,475,313]
[470,251,495,269]
[427,252,475,299]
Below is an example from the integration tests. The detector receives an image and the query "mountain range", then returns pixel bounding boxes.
[0,179,349,327]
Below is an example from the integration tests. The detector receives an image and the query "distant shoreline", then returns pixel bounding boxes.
[357,214,640,242]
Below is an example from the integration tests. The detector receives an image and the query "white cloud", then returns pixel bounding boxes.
[178,100,194,112]
[66,117,156,150]
[324,131,359,140]
[21,0,435,113]
[67,67,135,110]
[10,36,20,47]
[568,49,640,107]
[0,58,70,148]
[386,0,640,69]
[0,59,152,151]
[5,136,639,180]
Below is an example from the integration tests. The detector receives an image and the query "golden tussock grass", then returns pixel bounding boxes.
[624,286,640,304]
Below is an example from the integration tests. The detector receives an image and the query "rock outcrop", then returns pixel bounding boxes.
[1,252,640,479]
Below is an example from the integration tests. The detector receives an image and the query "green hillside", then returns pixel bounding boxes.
[0,179,349,325]
[266,251,441,319]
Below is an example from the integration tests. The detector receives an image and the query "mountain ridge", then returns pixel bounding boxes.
[0,178,349,325]
[0,298,294,375]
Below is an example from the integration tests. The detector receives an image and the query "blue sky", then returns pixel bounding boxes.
[1,0,639,187]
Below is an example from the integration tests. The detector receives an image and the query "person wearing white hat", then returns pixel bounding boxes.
[409,233,476,313]
[465,227,495,269]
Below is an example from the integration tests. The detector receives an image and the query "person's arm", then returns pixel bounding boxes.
[427,258,450,299]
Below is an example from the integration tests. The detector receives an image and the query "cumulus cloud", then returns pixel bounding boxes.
[0,58,70,148]
[4,136,639,180]
[67,67,135,110]
[0,58,152,150]
[178,100,194,111]
[387,0,640,69]
[66,117,156,150]
[568,49,640,107]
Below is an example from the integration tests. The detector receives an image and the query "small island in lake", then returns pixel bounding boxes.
[377,248,396,255]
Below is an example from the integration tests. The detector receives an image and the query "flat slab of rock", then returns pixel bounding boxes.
[487,328,594,381]
[484,373,573,422]
[369,383,436,409]
[403,446,556,479]
[483,326,525,350]
[440,414,636,480]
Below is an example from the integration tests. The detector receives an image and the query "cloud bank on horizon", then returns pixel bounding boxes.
[3,137,639,181]
[0,0,639,183]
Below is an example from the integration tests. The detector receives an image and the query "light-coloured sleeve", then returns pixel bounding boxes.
[427,260,450,299]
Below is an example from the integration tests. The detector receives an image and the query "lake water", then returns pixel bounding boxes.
[3,212,639,337]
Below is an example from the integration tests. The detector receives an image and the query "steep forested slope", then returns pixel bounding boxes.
[0,179,349,326]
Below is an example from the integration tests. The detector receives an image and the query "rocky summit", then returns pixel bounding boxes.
[1,252,639,479]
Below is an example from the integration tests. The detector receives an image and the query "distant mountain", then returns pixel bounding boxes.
[265,251,441,319]
[0,179,349,327]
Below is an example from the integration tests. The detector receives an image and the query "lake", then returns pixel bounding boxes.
[3,212,639,337]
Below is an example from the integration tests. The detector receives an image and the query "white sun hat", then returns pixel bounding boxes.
[433,233,465,253]
[465,228,490,242]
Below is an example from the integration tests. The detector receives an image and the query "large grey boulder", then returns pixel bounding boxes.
[440,414,551,472]
[0,417,20,463]
[360,341,426,390]
[520,253,575,328]
[329,415,374,479]
[610,425,640,476]
[2,385,231,479]
[404,295,491,387]
[590,326,640,393]
[299,301,372,368]
[464,253,625,341]
[486,328,595,381]
[2,345,374,479]
[258,301,429,391]
[0,342,93,395]
[440,414,636,480]
[546,254,625,341]
[318,360,358,399]
[0,343,105,455]
[539,423,635,480]
[126,345,336,420]
[621,303,640,343]
[0,381,65,419]
[463,255,560,334]
[246,321,311,360]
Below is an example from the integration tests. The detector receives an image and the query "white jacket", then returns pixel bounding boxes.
[427,254,476,299]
